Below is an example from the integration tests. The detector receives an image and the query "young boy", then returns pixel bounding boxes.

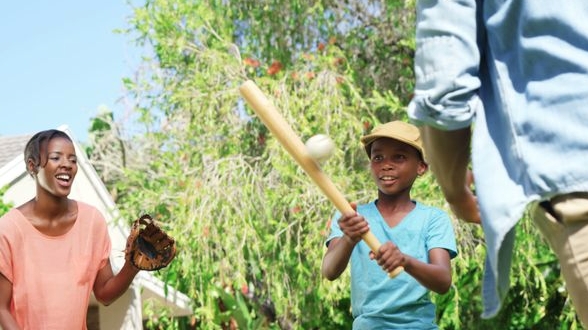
[321,120,457,329]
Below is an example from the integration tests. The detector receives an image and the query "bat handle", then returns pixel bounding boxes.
[362,231,404,278]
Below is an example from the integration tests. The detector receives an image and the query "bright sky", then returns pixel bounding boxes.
[0,2,141,143]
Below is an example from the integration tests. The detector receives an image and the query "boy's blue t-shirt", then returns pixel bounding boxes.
[326,201,458,330]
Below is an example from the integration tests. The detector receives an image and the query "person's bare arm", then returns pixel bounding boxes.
[0,273,20,330]
[321,205,369,280]
[321,235,358,280]
[373,244,452,294]
[92,259,139,306]
[404,248,453,294]
[420,126,481,224]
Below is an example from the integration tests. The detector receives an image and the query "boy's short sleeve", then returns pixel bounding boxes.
[426,209,458,259]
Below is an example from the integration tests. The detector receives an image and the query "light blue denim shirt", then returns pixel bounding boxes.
[408,0,588,319]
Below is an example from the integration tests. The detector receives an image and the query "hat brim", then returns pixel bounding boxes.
[360,134,425,160]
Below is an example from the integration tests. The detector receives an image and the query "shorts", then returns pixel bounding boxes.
[533,192,588,326]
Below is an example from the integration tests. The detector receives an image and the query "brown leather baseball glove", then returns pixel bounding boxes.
[125,214,177,271]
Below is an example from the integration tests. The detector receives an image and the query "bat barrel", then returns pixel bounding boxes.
[239,80,354,215]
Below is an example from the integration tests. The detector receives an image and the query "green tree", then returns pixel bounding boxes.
[0,186,13,217]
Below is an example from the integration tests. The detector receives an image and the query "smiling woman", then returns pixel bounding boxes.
[0,129,143,330]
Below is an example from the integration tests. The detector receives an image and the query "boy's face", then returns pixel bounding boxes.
[368,138,427,197]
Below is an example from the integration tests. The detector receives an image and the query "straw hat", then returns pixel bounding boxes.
[360,121,425,160]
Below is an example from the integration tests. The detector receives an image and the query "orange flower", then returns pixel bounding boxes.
[326,218,332,229]
[318,42,325,52]
[241,283,249,295]
[332,57,345,66]
[257,133,266,146]
[302,53,314,61]
[322,218,332,236]
[305,71,315,80]
[267,61,283,75]
[243,57,260,68]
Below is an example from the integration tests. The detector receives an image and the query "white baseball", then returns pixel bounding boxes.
[305,134,336,162]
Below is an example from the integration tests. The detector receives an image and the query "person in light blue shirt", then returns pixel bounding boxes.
[322,121,457,329]
[407,0,588,326]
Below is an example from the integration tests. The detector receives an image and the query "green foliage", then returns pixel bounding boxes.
[112,40,399,327]
[87,0,585,328]
[0,186,14,217]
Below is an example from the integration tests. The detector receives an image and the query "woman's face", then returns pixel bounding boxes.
[35,137,78,198]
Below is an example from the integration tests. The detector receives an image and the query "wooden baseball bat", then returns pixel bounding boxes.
[239,79,403,278]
